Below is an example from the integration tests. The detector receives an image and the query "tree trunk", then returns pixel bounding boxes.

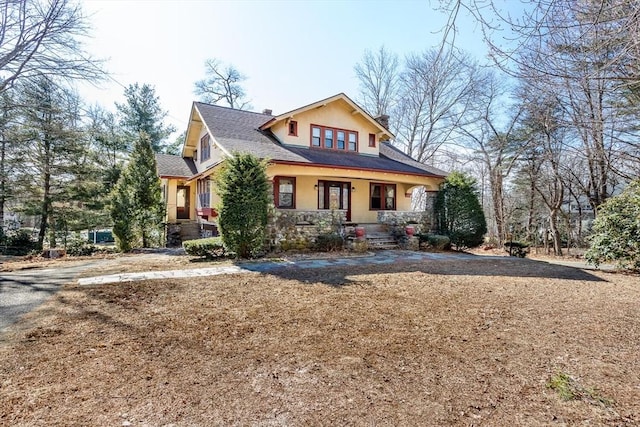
[490,169,505,244]
[37,134,52,250]
[0,134,5,229]
[549,208,563,256]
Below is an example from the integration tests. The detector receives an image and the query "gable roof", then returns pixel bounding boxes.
[187,99,446,179]
[156,153,198,178]
[259,93,394,140]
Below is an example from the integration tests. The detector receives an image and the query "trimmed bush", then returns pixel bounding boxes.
[435,171,487,250]
[66,238,98,256]
[418,233,451,251]
[314,232,344,252]
[183,237,227,259]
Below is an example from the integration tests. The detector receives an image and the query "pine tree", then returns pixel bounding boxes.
[14,76,92,249]
[116,83,175,153]
[110,170,135,252]
[217,153,269,258]
[110,132,164,251]
[435,171,487,250]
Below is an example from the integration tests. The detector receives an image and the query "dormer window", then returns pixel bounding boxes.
[369,133,376,147]
[288,120,298,136]
[310,124,358,152]
[200,134,211,161]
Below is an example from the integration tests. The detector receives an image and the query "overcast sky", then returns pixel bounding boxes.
[78,0,490,139]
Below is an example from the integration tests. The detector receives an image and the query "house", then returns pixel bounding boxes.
[156,93,447,248]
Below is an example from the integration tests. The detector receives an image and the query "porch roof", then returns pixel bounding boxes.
[156,153,198,178]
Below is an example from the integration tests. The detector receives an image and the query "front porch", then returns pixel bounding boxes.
[269,209,434,251]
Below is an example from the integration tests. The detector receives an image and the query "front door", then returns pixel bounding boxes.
[176,186,190,220]
[318,181,351,221]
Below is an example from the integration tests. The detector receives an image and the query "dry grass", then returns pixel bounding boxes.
[1,257,638,426]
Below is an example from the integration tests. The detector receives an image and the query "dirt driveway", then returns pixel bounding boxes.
[1,253,637,426]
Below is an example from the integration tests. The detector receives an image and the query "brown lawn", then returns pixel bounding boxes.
[1,257,638,426]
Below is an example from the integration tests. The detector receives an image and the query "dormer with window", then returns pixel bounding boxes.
[259,93,392,157]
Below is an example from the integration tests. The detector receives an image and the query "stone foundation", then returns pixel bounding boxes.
[378,211,433,238]
[268,210,346,251]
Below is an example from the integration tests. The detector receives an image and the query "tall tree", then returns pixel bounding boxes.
[116,83,176,153]
[87,105,127,193]
[14,76,90,249]
[440,0,640,207]
[194,58,250,110]
[456,71,526,243]
[0,0,104,94]
[395,47,478,163]
[110,132,164,250]
[354,46,400,117]
[0,90,19,229]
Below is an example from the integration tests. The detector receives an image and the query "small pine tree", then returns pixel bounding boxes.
[435,171,487,250]
[217,153,269,258]
[110,132,164,251]
[110,172,136,252]
[586,180,640,271]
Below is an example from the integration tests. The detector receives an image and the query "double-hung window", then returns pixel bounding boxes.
[324,129,334,149]
[311,127,321,147]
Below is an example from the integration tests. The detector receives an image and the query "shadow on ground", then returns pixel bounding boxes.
[237,253,608,287]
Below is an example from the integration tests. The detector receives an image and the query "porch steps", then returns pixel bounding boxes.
[357,223,399,250]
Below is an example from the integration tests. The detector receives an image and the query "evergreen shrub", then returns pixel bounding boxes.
[183,237,227,259]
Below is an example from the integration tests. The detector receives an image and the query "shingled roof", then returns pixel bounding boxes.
[182,102,447,179]
[156,153,197,178]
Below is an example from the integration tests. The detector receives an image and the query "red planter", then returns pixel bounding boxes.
[355,227,365,238]
[405,226,415,236]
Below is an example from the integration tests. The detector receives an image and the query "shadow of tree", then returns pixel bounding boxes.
[236,253,607,287]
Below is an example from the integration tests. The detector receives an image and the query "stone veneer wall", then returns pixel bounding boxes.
[268,210,346,251]
[377,211,434,236]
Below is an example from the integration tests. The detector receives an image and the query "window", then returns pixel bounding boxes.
[310,125,358,152]
[370,183,396,210]
[288,120,298,136]
[197,178,211,208]
[275,176,295,209]
[348,132,357,151]
[200,134,211,161]
[312,126,321,147]
[337,131,345,150]
[324,129,334,148]
[369,133,376,148]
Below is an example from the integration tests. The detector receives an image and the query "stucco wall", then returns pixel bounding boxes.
[270,99,380,156]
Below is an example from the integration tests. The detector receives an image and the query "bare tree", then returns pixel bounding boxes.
[194,58,250,110]
[439,0,640,208]
[395,48,478,164]
[456,70,527,243]
[0,0,104,93]
[354,46,400,117]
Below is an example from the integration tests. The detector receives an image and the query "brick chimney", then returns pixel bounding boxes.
[374,114,390,129]
[262,108,273,115]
